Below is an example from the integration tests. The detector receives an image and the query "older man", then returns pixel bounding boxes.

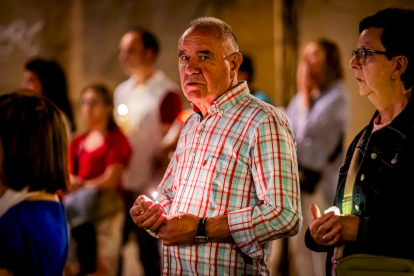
[130,17,302,275]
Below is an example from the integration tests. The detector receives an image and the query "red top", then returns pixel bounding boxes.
[69,127,132,184]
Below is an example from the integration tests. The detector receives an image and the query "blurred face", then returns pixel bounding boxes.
[118,32,147,75]
[178,27,236,107]
[22,70,42,94]
[301,42,326,83]
[80,88,111,127]
[349,27,394,98]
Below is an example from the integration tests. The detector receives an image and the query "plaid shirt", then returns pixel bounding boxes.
[157,81,302,275]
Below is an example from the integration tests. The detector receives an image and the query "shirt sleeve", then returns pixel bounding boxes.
[105,129,132,168]
[156,147,180,214]
[143,147,179,238]
[159,91,183,124]
[227,112,302,258]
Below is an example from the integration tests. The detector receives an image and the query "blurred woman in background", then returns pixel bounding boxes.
[284,38,349,276]
[22,57,76,133]
[64,84,131,276]
[0,90,69,275]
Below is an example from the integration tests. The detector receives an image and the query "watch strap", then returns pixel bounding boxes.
[195,217,208,243]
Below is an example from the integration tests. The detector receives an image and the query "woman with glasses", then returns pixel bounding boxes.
[64,84,131,276]
[305,7,414,275]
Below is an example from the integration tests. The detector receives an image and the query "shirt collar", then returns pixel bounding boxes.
[191,81,250,118]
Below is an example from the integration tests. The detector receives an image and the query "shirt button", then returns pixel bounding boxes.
[371,153,377,159]
[360,174,365,181]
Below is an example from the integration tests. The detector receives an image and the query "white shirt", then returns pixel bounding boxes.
[114,70,180,192]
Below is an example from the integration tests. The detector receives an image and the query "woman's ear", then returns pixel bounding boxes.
[394,55,408,78]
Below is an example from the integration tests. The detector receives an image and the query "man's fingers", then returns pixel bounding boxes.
[130,204,160,228]
[148,210,167,231]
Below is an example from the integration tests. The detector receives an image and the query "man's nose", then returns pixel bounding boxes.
[185,59,200,75]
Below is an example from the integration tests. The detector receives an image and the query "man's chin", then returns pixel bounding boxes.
[183,89,202,101]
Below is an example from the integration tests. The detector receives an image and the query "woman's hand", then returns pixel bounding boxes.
[333,215,360,243]
[309,203,342,247]
[69,174,83,192]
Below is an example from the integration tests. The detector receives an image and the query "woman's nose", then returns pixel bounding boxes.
[349,55,361,70]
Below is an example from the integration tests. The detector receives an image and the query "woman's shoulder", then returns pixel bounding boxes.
[0,201,65,229]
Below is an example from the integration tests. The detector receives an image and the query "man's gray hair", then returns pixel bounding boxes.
[185,17,239,52]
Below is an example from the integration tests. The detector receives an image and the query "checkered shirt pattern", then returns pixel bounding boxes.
[157,81,302,275]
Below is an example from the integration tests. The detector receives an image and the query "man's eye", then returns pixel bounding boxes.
[200,56,209,60]
[180,56,189,61]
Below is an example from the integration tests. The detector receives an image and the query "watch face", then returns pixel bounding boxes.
[196,236,208,243]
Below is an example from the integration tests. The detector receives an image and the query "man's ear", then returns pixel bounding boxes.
[230,52,243,79]
[393,55,408,79]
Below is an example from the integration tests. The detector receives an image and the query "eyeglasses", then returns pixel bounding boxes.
[351,48,396,65]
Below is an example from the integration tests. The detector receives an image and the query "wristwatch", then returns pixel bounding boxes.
[195,217,209,244]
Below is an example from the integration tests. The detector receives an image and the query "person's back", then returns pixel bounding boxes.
[0,90,70,275]
[0,200,68,275]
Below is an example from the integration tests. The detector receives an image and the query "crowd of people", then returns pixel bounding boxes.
[0,6,413,276]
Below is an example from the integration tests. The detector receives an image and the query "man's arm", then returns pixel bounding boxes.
[155,214,234,246]
[227,112,302,257]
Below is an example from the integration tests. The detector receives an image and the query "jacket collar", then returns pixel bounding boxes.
[372,96,414,139]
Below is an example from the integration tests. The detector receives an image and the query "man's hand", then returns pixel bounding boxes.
[130,195,166,232]
[158,213,199,246]
[309,203,342,247]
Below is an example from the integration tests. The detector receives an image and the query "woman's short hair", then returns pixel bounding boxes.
[24,58,76,131]
[81,84,118,131]
[359,7,414,89]
[0,90,69,193]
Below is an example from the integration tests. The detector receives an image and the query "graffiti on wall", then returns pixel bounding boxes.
[0,19,44,60]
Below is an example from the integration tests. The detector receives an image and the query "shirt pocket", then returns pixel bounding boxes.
[368,148,410,200]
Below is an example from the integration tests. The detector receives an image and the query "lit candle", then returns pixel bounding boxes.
[152,191,158,202]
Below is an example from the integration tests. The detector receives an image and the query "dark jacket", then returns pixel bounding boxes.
[305,96,414,275]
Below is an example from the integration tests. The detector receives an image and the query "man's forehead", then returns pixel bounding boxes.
[178,26,225,51]
[121,32,142,46]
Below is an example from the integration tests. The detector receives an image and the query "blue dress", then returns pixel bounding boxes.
[0,200,68,275]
